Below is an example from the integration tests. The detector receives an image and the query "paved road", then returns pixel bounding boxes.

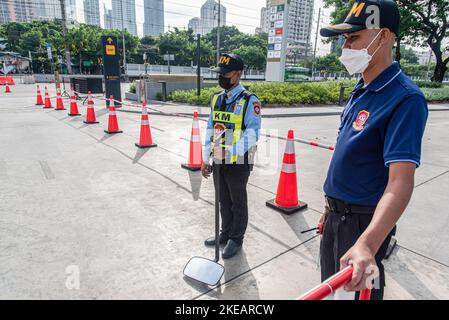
[1,84,448,299]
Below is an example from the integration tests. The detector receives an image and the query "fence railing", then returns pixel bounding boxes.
[125,64,265,80]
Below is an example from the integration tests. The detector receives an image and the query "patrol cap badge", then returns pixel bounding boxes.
[353,110,370,131]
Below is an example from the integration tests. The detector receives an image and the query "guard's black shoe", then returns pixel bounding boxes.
[204,234,228,247]
[222,240,242,259]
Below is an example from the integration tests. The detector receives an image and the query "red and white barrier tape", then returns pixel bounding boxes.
[74,91,336,152]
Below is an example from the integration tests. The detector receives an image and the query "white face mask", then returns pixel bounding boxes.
[339,30,383,75]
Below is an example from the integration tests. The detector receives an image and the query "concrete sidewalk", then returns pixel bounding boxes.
[1,84,449,300]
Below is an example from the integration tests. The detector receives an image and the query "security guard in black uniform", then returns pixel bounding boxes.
[201,54,262,259]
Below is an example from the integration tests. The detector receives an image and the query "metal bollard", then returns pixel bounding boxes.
[339,83,348,106]
[158,81,167,102]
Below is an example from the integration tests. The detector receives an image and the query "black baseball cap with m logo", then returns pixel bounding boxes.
[320,0,400,37]
[210,53,245,75]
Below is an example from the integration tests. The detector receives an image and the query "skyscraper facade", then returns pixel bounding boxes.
[260,7,268,33]
[0,0,77,25]
[265,0,314,58]
[84,0,101,26]
[0,0,35,23]
[188,17,201,36]
[143,0,164,36]
[111,0,137,36]
[104,4,113,30]
[200,0,226,35]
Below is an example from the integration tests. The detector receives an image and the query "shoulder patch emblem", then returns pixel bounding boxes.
[353,110,370,131]
[253,101,261,116]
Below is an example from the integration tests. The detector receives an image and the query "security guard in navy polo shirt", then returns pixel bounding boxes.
[319,0,428,299]
[201,53,262,259]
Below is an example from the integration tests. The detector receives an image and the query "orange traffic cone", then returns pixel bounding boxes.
[135,101,157,148]
[55,89,66,110]
[44,86,52,108]
[266,130,307,214]
[83,91,98,124]
[181,111,203,171]
[5,83,11,93]
[68,90,80,116]
[104,95,122,134]
[36,85,43,105]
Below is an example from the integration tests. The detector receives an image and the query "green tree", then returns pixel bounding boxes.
[158,28,196,66]
[315,53,344,73]
[139,35,162,65]
[0,22,31,51]
[397,0,449,82]
[324,0,449,82]
[233,45,266,71]
[400,46,419,64]
[203,25,242,53]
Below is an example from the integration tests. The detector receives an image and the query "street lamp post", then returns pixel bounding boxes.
[121,0,127,78]
[216,0,221,65]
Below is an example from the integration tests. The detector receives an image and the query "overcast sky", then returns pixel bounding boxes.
[75,0,333,56]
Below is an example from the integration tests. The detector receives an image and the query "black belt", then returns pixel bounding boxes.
[325,196,376,215]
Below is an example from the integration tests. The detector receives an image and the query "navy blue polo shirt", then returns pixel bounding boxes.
[324,62,428,206]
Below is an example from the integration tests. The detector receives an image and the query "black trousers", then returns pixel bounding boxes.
[213,164,251,245]
[320,202,395,300]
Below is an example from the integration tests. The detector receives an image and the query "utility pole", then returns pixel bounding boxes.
[197,34,201,96]
[167,51,171,75]
[312,8,321,81]
[216,0,221,65]
[121,0,127,78]
[59,0,72,75]
[426,48,432,81]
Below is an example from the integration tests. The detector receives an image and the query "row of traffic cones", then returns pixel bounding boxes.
[36,84,306,214]
[36,84,157,148]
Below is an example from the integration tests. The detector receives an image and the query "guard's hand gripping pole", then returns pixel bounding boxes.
[297,266,372,300]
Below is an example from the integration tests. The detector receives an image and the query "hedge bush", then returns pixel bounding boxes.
[414,81,446,88]
[170,81,356,106]
[170,81,449,106]
[422,87,449,102]
[129,81,137,94]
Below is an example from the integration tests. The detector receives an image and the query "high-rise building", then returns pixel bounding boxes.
[112,0,137,36]
[260,7,268,33]
[0,0,77,25]
[200,0,226,35]
[265,0,314,59]
[84,0,100,26]
[104,5,113,30]
[143,0,164,36]
[188,17,201,36]
[0,0,35,23]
